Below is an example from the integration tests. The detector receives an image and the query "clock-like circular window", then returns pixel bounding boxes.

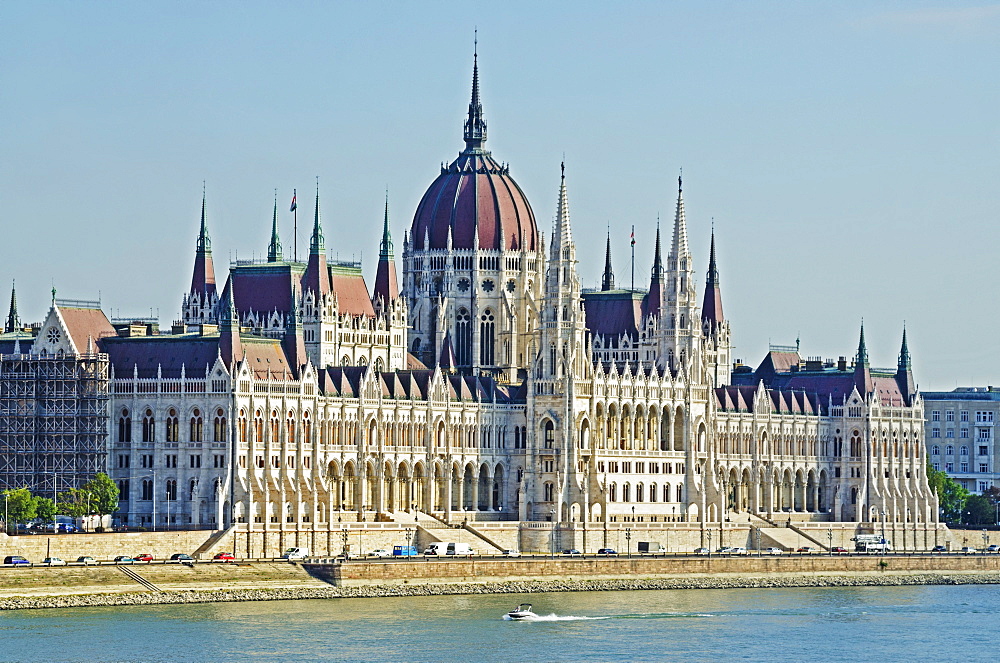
[47,328,60,344]
[457,278,471,292]
[506,279,516,293]
[482,279,495,292]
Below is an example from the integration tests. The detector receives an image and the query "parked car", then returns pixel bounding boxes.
[716,546,733,554]
[730,547,748,555]
[213,552,236,562]
[796,547,814,553]
[763,547,784,555]
[501,549,521,557]
[42,557,66,566]
[113,556,135,563]
[693,547,710,554]
[169,553,194,561]
[3,555,29,565]
[831,546,848,553]
[76,556,96,565]
[133,554,153,562]
[961,547,978,554]
[597,548,618,555]
[931,545,948,553]
[987,545,999,553]
[368,549,391,558]
[280,547,310,560]
[561,549,582,556]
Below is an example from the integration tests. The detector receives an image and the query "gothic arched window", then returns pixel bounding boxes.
[190,408,203,442]
[479,309,495,365]
[166,409,179,443]
[455,308,472,367]
[118,409,132,443]
[142,409,155,443]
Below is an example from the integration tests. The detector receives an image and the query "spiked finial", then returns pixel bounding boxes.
[380,190,393,259]
[463,37,487,151]
[268,191,282,262]
[706,227,719,287]
[310,178,325,254]
[602,231,615,291]
[5,280,19,333]
[899,324,911,371]
[670,169,690,260]
[197,183,211,253]
[857,320,869,366]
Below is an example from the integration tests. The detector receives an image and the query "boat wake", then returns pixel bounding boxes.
[503,613,611,622]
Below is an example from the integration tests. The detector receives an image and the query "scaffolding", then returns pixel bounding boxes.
[0,353,110,495]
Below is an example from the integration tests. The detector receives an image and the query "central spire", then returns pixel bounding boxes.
[310,180,324,254]
[670,173,690,261]
[6,280,19,333]
[463,37,487,151]
[602,231,615,291]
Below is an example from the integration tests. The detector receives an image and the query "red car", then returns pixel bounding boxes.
[133,554,154,562]
[831,546,849,554]
[213,552,236,562]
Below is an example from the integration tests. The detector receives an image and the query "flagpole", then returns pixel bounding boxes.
[293,188,298,261]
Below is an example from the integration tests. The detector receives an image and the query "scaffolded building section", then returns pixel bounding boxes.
[0,353,110,494]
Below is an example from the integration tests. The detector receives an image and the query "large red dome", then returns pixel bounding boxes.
[411,151,537,252]
[410,55,537,252]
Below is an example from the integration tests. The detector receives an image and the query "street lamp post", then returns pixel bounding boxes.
[406,527,414,556]
[880,509,887,558]
[550,509,556,559]
[982,529,989,554]
[828,527,833,555]
[625,527,632,558]
[707,529,713,557]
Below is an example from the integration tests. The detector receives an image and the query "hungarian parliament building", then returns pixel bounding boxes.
[0,55,939,549]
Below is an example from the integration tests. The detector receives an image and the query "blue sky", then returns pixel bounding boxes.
[2,1,998,389]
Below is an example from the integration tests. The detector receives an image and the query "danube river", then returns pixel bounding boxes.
[4,585,997,662]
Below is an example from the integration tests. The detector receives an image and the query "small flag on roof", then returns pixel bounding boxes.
[290,193,297,212]
[630,226,635,246]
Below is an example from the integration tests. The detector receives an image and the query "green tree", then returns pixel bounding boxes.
[927,463,969,521]
[57,488,91,518]
[2,488,38,523]
[83,473,119,516]
[34,496,56,523]
[966,494,995,526]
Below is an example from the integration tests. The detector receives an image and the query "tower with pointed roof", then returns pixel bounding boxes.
[267,195,282,263]
[403,49,542,377]
[373,194,399,309]
[660,174,701,376]
[700,228,731,387]
[301,183,334,368]
[182,190,220,328]
[601,233,615,291]
[5,281,19,333]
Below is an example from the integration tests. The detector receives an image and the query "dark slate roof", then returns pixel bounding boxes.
[583,290,645,342]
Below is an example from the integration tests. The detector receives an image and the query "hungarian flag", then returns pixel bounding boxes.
[630,226,635,247]
[289,193,297,212]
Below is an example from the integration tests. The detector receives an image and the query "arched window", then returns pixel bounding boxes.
[455,308,472,367]
[946,445,955,455]
[142,409,155,443]
[543,482,554,501]
[544,421,554,449]
[480,309,495,365]
[302,411,311,445]
[636,484,644,502]
[650,483,657,502]
[189,479,198,500]
[141,479,153,501]
[190,408,203,442]
[663,484,670,502]
[117,479,129,498]
[166,409,179,442]
[623,484,631,502]
[676,484,683,502]
[960,445,969,456]
[610,483,617,502]
[118,409,132,443]
[931,445,940,455]
[254,410,263,443]
[549,344,557,375]
[165,479,177,501]
[214,409,227,443]
[270,412,280,443]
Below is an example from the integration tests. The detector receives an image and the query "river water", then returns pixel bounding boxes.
[3,585,997,662]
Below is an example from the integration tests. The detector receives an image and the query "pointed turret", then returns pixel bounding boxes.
[218,276,242,366]
[853,321,873,395]
[438,331,457,372]
[647,224,664,317]
[267,194,282,263]
[550,162,573,262]
[463,41,487,152]
[302,182,331,300]
[601,232,615,291]
[897,325,916,403]
[5,280,19,333]
[701,229,724,332]
[373,192,399,305]
[670,174,690,260]
[189,189,218,299]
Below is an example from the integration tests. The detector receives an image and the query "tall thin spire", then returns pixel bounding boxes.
[5,280,19,333]
[189,186,217,298]
[310,179,325,254]
[550,161,573,261]
[602,231,615,291]
[463,34,487,151]
[646,222,664,318]
[856,320,869,366]
[374,191,399,305]
[267,192,282,263]
[701,227,724,332]
[898,324,911,371]
[669,172,690,260]
[853,320,873,395]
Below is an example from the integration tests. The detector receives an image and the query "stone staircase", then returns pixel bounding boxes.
[756,526,827,551]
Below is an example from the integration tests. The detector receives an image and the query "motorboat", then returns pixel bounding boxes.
[507,603,536,620]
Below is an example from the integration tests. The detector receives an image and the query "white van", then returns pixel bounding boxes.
[280,547,310,560]
[423,542,448,555]
[447,543,474,556]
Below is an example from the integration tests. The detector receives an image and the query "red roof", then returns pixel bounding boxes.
[411,152,537,252]
[59,306,116,353]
